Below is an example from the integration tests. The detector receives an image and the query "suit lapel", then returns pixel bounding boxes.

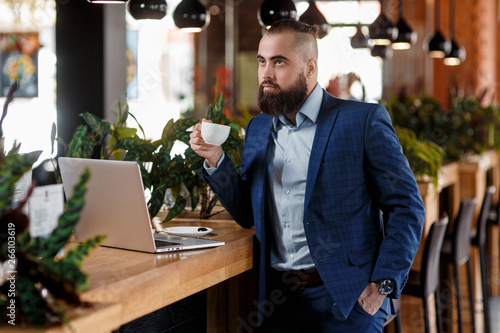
[304,93,340,209]
[249,115,273,240]
[250,114,273,181]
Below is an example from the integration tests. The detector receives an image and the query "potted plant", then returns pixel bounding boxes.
[0,83,104,326]
[385,94,500,162]
[394,125,445,187]
[63,92,244,224]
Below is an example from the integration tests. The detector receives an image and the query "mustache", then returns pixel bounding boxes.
[259,79,279,90]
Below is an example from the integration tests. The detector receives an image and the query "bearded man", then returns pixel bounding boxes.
[189,19,425,333]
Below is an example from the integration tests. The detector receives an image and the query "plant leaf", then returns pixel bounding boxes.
[67,125,89,158]
[204,93,225,124]
[34,256,89,297]
[17,275,48,326]
[115,127,137,139]
[158,147,172,176]
[36,168,90,259]
[0,150,41,215]
[173,118,199,145]
[124,142,157,161]
[50,122,57,155]
[117,136,143,151]
[184,147,204,171]
[161,119,175,147]
[81,112,111,144]
[190,184,200,211]
[138,163,152,189]
[161,196,187,223]
[148,170,185,217]
[212,93,225,124]
[0,81,18,140]
[204,104,215,123]
[81,136,94,158]
[149,185,167,219]
[59,235,105,270]
[128,112,147,140]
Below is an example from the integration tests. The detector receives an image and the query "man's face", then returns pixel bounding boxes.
[257,32,309,117]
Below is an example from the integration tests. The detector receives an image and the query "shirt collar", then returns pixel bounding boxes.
[272,83,323,130]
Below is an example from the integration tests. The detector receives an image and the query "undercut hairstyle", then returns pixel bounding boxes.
[267,19,319,39]
[265,19,319,62]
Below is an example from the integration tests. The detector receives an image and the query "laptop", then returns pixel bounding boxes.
[58,157,225,253]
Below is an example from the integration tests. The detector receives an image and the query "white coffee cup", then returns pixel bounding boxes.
[201,122,231,146]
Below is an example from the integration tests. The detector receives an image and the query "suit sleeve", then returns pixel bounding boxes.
[364,105,425,298]
[201,119,256,228]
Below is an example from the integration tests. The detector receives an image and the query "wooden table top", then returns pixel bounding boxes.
[9,219,254,333]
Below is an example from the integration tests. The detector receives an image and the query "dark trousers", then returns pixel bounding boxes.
[259,269,388,333]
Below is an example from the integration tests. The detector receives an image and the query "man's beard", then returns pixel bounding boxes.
[257,73,308,118]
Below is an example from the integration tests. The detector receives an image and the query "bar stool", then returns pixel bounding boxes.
[383,298,402,333]
[487,195,500,301]
[440,198,477,333]
[471,186,495,333]
[403,216,449,333]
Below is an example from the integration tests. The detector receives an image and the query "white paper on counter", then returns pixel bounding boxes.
[29,184,64,238]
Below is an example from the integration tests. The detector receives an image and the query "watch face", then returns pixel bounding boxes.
[378,280,394,295]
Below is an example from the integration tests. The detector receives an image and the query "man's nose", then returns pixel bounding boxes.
[261,65,274,80]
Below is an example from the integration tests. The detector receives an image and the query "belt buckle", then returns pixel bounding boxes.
[294,268,320,285]
[295,270,308,283]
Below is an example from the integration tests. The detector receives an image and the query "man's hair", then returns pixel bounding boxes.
[265,19,319,62]
[267,19,319,39]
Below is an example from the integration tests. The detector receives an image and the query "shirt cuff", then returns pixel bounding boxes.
[203,153,225,175]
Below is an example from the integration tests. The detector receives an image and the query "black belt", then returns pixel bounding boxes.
[283,268,323,286]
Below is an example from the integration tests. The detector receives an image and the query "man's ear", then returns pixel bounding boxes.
[306,59,318,79]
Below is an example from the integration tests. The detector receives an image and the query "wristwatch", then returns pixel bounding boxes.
[376,279,395,295]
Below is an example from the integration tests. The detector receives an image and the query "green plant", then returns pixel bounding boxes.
[385,94,500,162]
[0,83,104,326]
[65,93,243,223]
[385,95,443,140]
[395,125,445,187]
[449,96,500,156]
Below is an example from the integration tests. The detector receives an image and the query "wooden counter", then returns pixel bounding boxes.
[8,219,254,333]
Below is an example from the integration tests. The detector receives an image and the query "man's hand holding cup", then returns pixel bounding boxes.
[189,119,229,168]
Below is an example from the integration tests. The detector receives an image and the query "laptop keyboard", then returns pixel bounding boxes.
[155,240,181,247]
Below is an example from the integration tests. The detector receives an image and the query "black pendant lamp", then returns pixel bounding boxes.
[128,0,167,20]
[392,0,417,50]
[444,40,466,66]
[443,0,465,66]
[350,2,369,49]
[371,44,393,59]
[174,0,210,32]
[87,0,126,3]
[351,24,369,49]
[368,0,397,46]
[424,0,450,58]
[299,0,329,39]
[258,0,297,28]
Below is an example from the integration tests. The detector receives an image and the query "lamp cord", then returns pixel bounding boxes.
[449,0,455,39]
[435,0,441,30]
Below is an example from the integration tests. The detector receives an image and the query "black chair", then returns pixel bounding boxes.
[471,186,495,333]
[487,193,500,296]
[383,298,402,333]
[440,198,477,333]
[403,216,449,333]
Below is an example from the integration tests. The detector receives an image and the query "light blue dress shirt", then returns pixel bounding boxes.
[204,83,323,271]
[267,84,322,270]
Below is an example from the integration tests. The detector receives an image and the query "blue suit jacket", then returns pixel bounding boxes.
[203,91,425,321]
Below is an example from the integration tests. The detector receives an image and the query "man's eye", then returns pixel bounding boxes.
[276,60,284,65]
